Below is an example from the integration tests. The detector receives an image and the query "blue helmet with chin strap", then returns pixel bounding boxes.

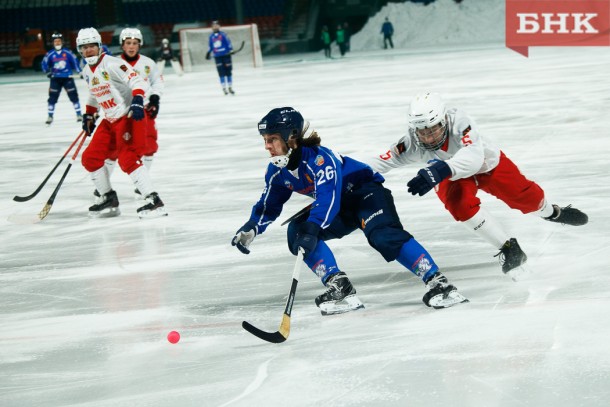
[258,107,304,143]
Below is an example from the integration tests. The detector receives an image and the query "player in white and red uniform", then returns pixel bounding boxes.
[108,27,164,182]
[369,92,587,277]
[77,27,167,219]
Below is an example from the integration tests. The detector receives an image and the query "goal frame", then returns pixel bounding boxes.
[179,24,263,72]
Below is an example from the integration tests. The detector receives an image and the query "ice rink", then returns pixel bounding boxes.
[1,41,610,406]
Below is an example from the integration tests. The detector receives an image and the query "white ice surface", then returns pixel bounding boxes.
[1,35,610,407]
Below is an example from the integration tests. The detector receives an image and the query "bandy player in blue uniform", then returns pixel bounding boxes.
[41,32,83,125]
[232,107,468,314]
[205,21,234,95]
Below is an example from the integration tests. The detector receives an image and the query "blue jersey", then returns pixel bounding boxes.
[248,145,385,234]
[208,31,233,57]
[41,48,81,77]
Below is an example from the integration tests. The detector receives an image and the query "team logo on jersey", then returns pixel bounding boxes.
[91,77,100,85]
[284,180,293,190]
[145,66,150,75]
[120,64,128,72]
[315,155,325,166]
[101,70,109,81]
[123,132,131,141]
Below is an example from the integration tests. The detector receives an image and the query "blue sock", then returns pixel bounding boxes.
[304,240,340,284]
[395,238,439,282]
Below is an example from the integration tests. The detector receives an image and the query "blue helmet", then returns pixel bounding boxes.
[258,107,304,143]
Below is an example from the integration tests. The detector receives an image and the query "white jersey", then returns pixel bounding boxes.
[82,54,149,122]
[120,53,164,103]
[369,107,501,180]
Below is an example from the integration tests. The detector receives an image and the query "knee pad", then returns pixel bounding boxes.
[286,219,303,255]
[367,226,412,262]
[81,149,104,172]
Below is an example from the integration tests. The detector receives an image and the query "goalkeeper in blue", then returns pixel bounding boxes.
[232,107,468,315]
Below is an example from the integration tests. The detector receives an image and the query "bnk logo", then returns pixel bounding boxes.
[506,0,610,57]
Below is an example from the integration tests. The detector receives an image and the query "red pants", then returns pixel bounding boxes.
[436,152,545,221]
[143,110,158,157]
[82,116,147,175]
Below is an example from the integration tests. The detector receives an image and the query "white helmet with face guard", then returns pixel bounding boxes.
[408,92,448,151]
[76,27,102,65]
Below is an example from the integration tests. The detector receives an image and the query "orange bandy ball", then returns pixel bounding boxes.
[167,331,180,344]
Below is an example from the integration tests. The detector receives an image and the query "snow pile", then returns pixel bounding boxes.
[351,0,505,51]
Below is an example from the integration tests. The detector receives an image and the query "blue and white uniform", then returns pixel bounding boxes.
[246,144,440,285]
[207,30,234,91]
[41,48,82,119]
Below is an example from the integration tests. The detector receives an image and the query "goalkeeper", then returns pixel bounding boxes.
[205,20,235,95]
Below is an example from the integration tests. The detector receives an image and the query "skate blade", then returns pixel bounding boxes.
[88,207,121,218]
[137,207,168,219]
[319,294,365,316]
[507,264,532,282]
[428,290,469,309]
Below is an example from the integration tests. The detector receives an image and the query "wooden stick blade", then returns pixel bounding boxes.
[242,320,288,344]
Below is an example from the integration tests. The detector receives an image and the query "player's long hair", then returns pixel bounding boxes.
[298,121,321,147]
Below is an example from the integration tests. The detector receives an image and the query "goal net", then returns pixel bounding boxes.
[180,24,263,72]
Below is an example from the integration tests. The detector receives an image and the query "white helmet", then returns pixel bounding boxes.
[120,27,143,45]
[162,38,169,45]
[408,92,448,151]
[76,27,102,65]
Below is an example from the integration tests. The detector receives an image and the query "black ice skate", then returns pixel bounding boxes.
[137,192,168,219]
[545,204,588,226]
[228,87,235,95]
[223,88,228,95]
[89,190,120,218]
[494,238,528,278]
[45,116,53,125]
[76,114,83,122]
[422,272,468,309]
[315,272,364,316]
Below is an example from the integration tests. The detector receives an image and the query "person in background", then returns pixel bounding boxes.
[205,21,235,95]
[369,92,588,278]
[157,38,183,76]
[41,32,82,125]
[77,27,167,219]
[336,24,346,57]
[321,25,331,58]
[232,107,468,315]
[381,17,394,49]
[343,22,351,52]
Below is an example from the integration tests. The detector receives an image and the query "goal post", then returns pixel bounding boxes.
[180,24,263,72]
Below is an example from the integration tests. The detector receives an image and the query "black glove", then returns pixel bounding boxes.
[407,160,452,196]
[292,221,320,258]
[46,72,52,78]
[145,94,160,119]
[205,50,211,60]
[82,113,97,135]
[232,221,258,254]
[128,95,145,121]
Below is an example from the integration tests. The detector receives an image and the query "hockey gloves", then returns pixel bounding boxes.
[407,160,452,196]
[128,95,145,121]
[82,113,97,135]
[205,51,212,60]
[145,94,160,119]
[292,221,320,258]
[232,221,258,254]
[46,72,52,78]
